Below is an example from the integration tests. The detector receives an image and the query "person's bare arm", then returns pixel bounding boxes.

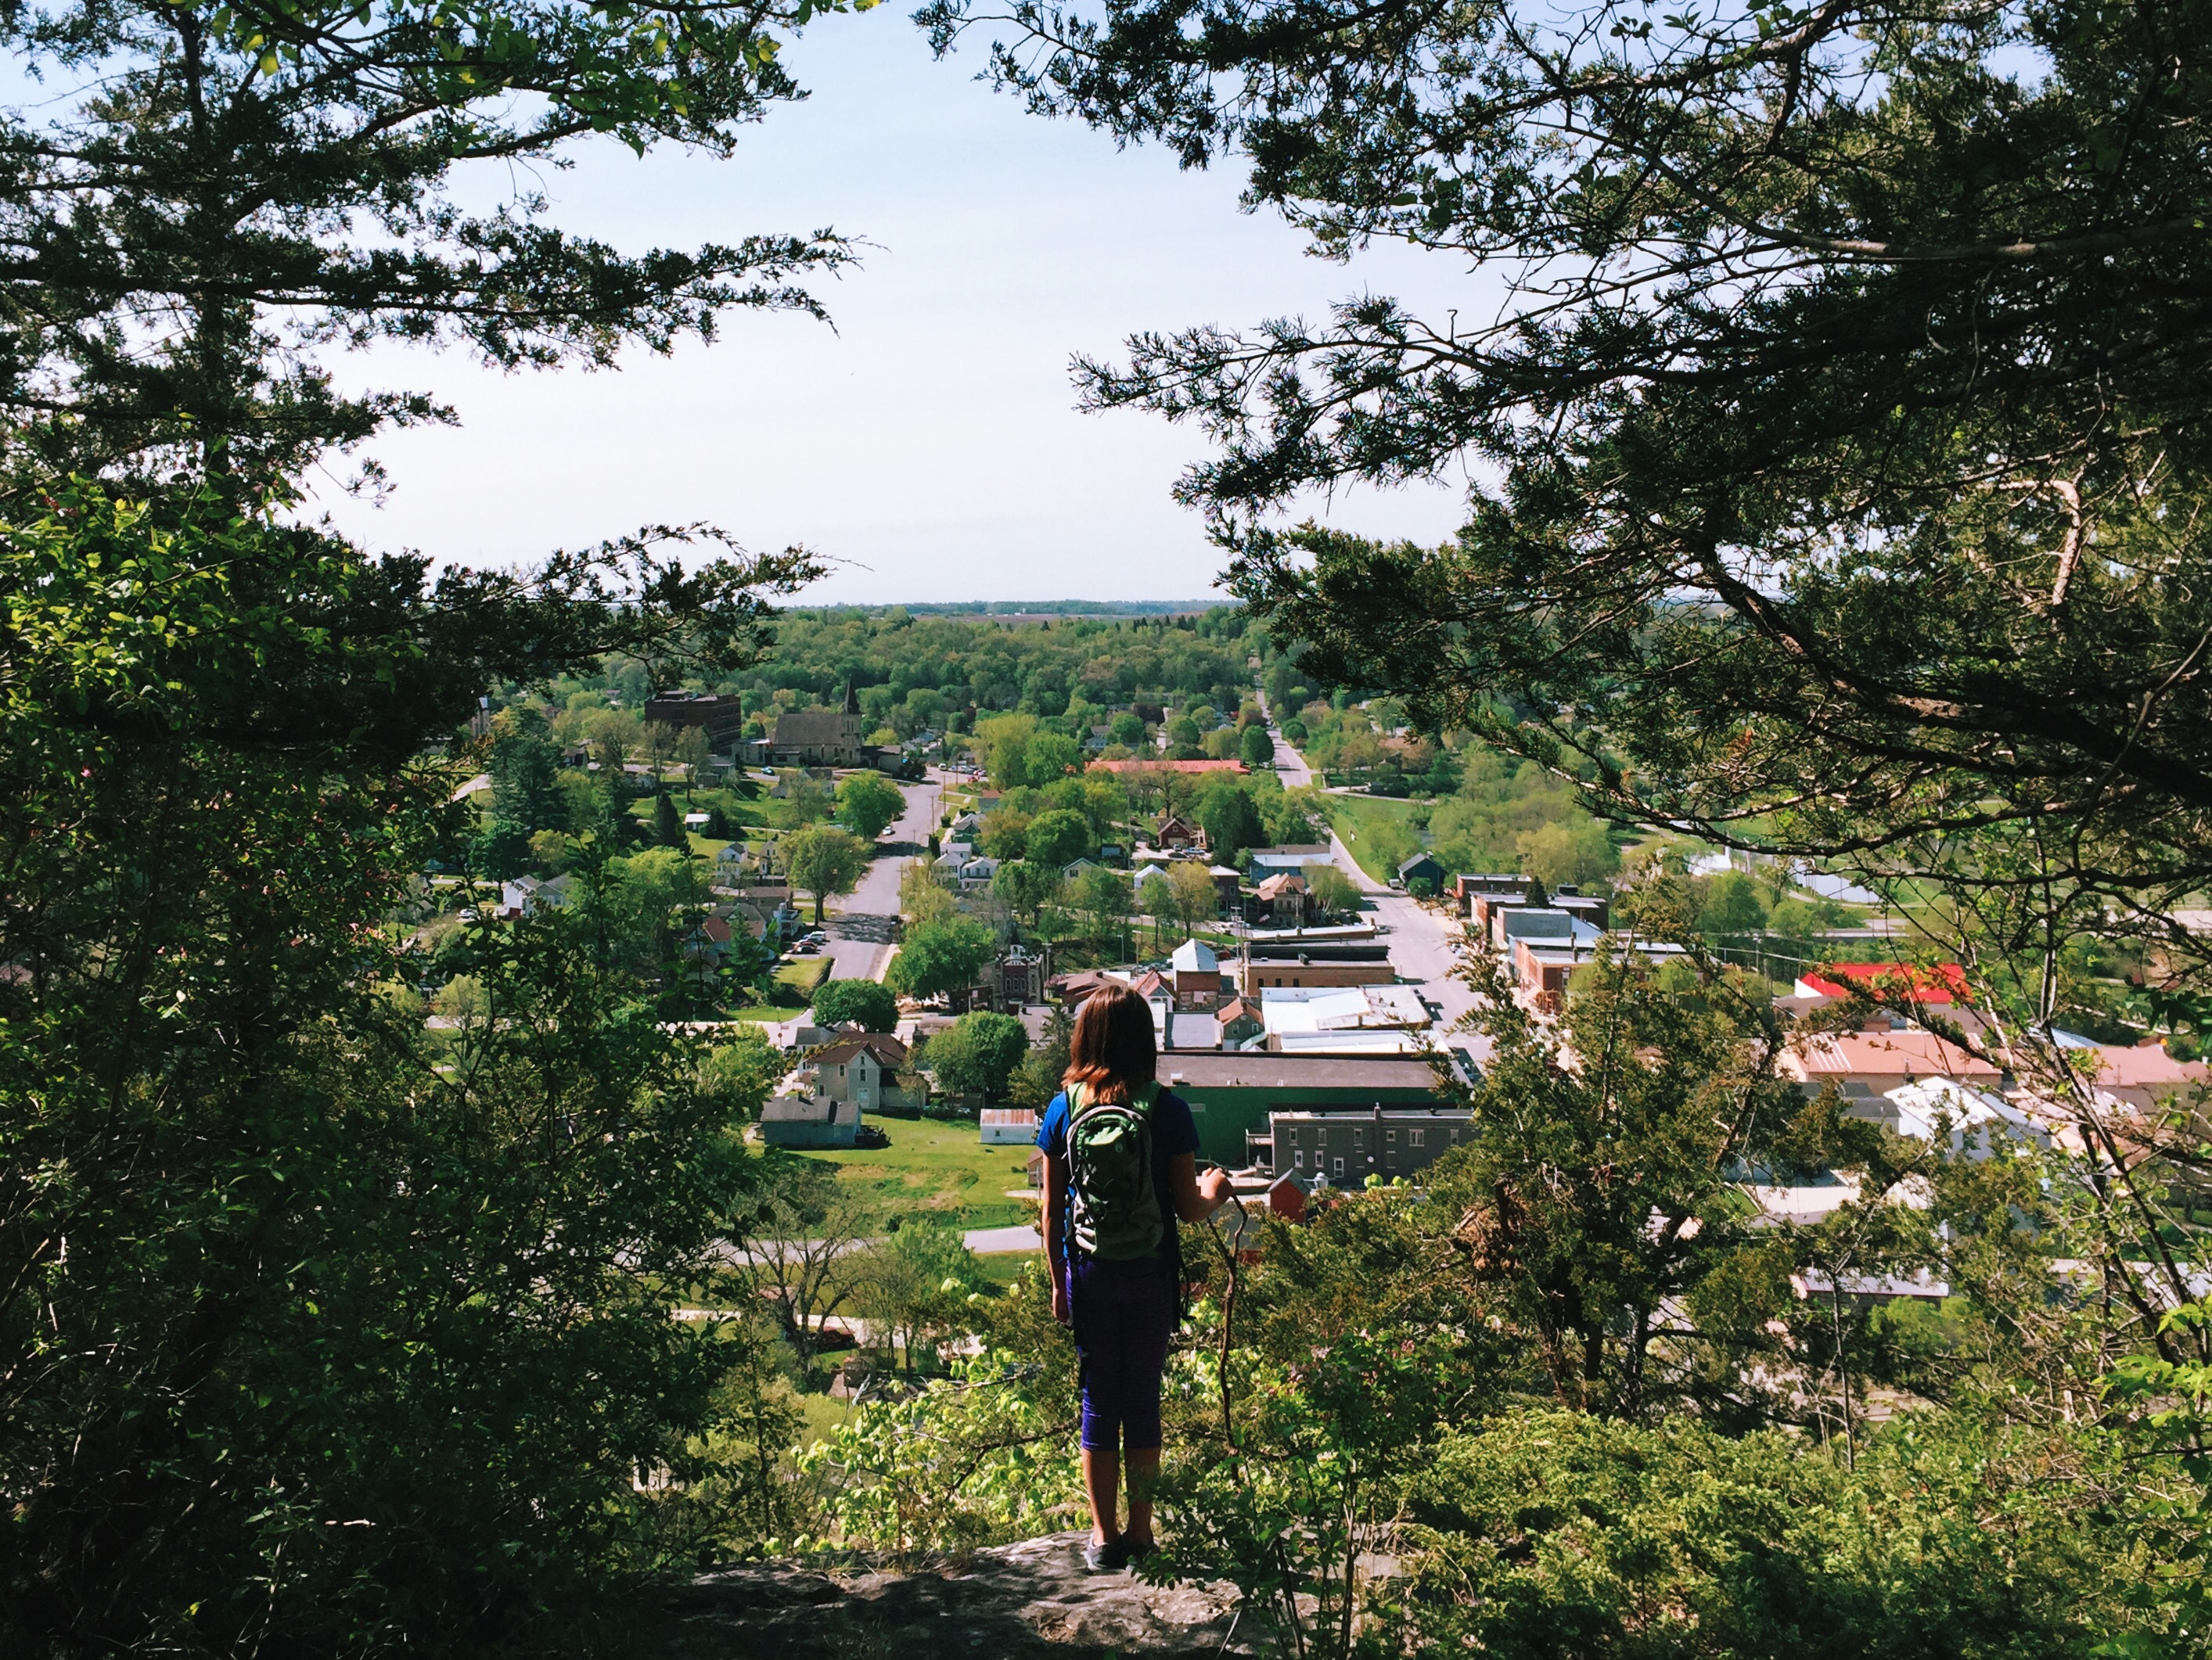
[1044,1152,1071,1322]
[1166,1152,1230,1223]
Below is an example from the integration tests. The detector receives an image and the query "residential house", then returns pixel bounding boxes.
[1047,968,1121,1008]
[1880,1077,2052,1159]
[1207,865,1244,911]
[1396,851,1445,890]
[2059,1038,2209,1116]
[1257,1106,1476,1184]
[980,1108,1040,1145]
[758,1093,860,1149]
[1215,997,1264,1047]
[1784,1029,2004,1099]
[498,875,545,918]
[1154,813,1206,851]
[1253,871,1311,928]
[811,1033,914,1116]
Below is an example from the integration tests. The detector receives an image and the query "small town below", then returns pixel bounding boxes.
[9,3,2210,1655]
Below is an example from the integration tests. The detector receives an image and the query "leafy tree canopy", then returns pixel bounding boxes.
[837,771,908,842]
[2,0,869,485]
[884,914,998,1001]
[919,1010,1029,1101]
[811,976,899,1033]
[782,822,868,922]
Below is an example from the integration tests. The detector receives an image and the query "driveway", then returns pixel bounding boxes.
[819,774,941,983]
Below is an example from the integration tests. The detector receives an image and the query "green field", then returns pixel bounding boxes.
[796,1115,1037,1232]
[1321,792,1423,883]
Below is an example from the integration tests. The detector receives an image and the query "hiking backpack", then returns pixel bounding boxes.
[1066,1083,1166,1261]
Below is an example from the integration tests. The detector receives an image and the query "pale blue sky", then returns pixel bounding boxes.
[311,8,1481,602]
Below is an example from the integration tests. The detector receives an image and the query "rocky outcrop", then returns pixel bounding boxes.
[666,1532,1263,1658]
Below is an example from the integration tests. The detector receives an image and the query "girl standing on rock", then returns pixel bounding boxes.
[1038,981,1229,1572]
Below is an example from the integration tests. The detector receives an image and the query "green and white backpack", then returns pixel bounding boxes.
[1066,1082,1166,1261]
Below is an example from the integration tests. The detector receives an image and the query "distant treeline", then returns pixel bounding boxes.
[870,599,1216,617]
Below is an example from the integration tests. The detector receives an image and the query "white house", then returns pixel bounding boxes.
[1882,1077,2051,1159]
[980,1108,1039,1145]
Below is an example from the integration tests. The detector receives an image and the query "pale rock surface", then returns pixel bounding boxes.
[667,1532,1264,1658]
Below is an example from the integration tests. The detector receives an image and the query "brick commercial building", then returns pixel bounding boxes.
[1257,1105,1476,1185]
[1238,942,1397,994]
[644,692,747,753]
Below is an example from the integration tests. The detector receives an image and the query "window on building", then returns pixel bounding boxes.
[1294,1149,1305,1169]
[1352,1129,1364,1148]
[1333,1156,1345,1176]
[1408,1128,1424,1147]
[1386,1128,1397,1143]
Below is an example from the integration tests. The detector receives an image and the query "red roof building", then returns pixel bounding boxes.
[1794,962,1972,1005]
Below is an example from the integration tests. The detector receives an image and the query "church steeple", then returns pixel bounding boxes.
[842,681,860,716]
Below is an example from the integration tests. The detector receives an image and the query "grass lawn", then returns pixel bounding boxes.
[775,957,833,1000]
[1322,792,1424,883]
[796,1390,857,1449]
[794,1115,1038,1232]
[974,1249,1042,1286]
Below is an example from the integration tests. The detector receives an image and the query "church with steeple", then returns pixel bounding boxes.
[770,682,865,767]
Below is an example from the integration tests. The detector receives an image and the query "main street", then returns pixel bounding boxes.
[1260,686,1484,1033]
[818,772,941,984]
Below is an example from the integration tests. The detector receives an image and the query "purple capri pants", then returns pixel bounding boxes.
[1066,1255,1178,1453]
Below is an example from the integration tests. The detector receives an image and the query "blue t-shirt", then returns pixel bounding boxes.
[1037,1087,1200,1267]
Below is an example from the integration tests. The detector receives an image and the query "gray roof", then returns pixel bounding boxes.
[1154,1055,1444,1092]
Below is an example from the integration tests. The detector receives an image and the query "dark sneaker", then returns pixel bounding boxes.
[1120,1536,1156,1565]
[1082,1536,1128,1572]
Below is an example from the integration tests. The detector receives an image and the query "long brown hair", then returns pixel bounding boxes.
[1063,982,1158,1104]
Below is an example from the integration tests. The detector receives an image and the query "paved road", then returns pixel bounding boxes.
[1261,703,1484,1032]
[964,1223,1044,1255]
[1253,687,1315,788]
[818,774,941,984]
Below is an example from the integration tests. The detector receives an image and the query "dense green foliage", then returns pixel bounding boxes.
[0,484,809,1651]
[809,978,899,1033]
[915,1011,1030,1101]
[714,609,1254,731]
[834,771,906,842]
[789,952,2208,1655]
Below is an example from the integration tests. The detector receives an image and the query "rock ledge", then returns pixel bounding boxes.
[667,1532,1261,1657]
